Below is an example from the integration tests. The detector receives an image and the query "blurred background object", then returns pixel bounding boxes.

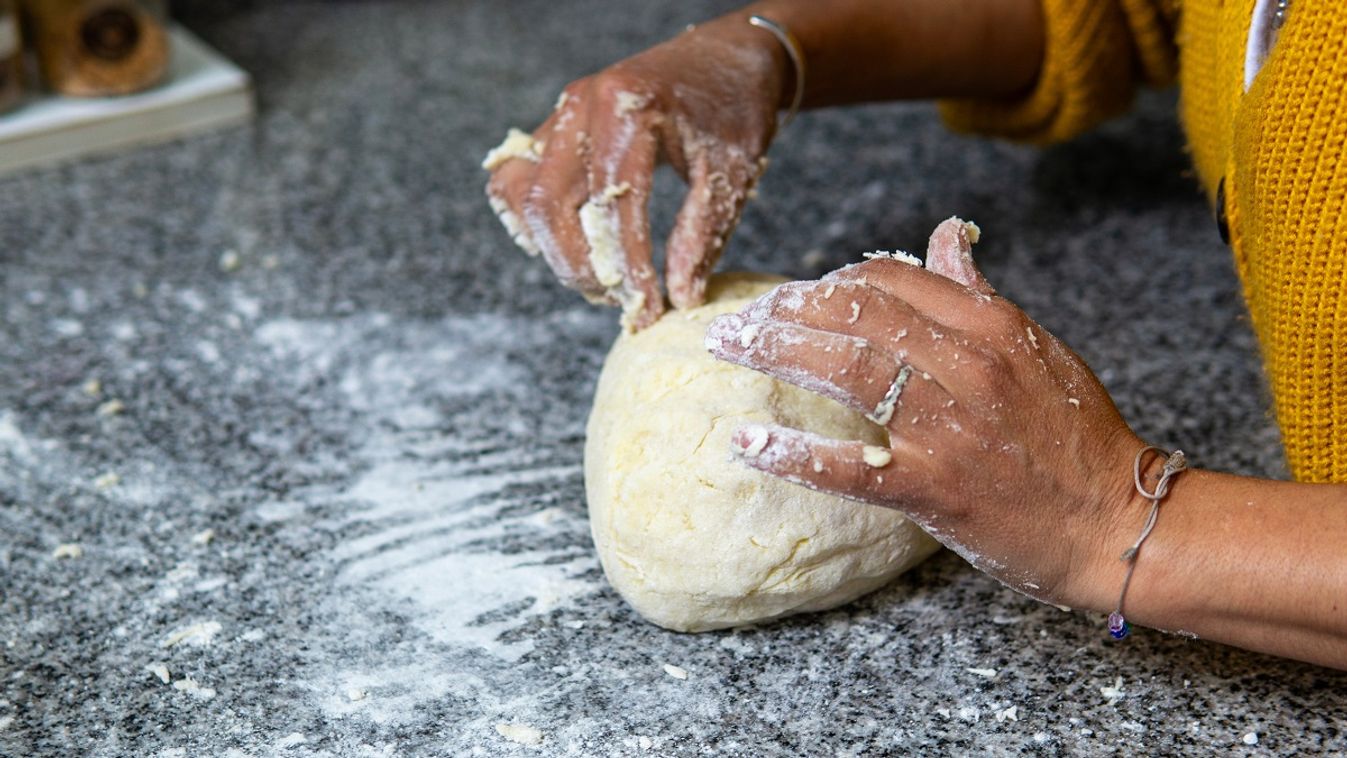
[0,0,21,113]
[23,0,169,97]
[0,0,250,176]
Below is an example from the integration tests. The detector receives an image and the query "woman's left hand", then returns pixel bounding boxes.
[705,218,1146,609]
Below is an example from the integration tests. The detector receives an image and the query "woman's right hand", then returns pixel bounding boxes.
[484,17,787,330]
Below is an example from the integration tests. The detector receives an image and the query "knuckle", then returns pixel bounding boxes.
[986,299,1027,338]
[964,348,1006,387]
[841,343,879,384]
[592,70,651,108]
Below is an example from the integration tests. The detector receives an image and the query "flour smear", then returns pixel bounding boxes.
[255,312,604,667]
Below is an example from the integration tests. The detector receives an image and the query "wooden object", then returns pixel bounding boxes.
[24,0,169,96]
[0,0,21,112]
[0,25,253,176]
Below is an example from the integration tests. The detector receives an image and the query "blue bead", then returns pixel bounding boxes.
[1108,612,1130,639]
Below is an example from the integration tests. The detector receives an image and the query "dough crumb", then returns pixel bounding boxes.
[93,472,120,490]
[346,688,367,702]
[481,128,544,170]
[739,427,769,458]
[172,676,216,700]
[963,221,982,244]
[1068,397,1080,408]
[738,323,761,349]
[1242,732,1258,746]
[614,91,652,117]
[637,735,654,750]
[1025,326,1040,350]
[662,663,689,680]
[218,250,241,273]
[861,446,892,468]
[863,249,922,267]
[811,458,824,473]
[848,302,861,324]
[967,667,998,679]
[1100,676,1125,704]
[162,621,223,648]
[994,705,1018,723]
[495,723,544,746]
[145,663,170,684]
[598,181,633,203]
[96,399,125,417]
[51,543,83,559]
[191,529,215,546]
[823,283,836,299]
[82,378,102,397]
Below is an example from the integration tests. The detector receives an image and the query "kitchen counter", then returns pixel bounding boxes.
[1,1,1343,755]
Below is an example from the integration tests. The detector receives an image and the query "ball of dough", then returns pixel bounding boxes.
[584,272,940,632]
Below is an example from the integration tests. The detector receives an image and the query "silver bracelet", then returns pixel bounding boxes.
[1108,446,1189,639]
[748,15,806,129]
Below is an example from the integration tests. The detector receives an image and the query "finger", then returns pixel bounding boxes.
[584,105,665,329]
[665,148,763,310]
[732,280,994,413]
[728,423,935,513]
[521,118,614,302]
[925,216,994,294]
[705,314,957,431]
[485,133,544,257]
[824,259,993,333]
[738,280,965,359]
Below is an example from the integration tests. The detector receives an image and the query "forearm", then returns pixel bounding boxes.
[1082,469,1347,669]
[695,0,1045,109]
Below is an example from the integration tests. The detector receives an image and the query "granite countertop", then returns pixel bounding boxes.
[2,1,1344,755]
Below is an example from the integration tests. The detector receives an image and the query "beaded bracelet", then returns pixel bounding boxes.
[1108,446,1189,639]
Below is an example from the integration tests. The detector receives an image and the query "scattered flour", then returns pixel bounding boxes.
[172,676,217,700]
[162,621,223,648]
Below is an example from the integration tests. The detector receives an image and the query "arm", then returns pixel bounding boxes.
[706,218,1347,671]
[1078,468,1347,669]
[484,0,1044,328]
[738,0,1044,107]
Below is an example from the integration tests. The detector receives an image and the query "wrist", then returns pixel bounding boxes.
[693,10,793,111]
[1061,440,1173,614]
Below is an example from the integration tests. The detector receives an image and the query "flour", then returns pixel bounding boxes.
[255,312,605,668]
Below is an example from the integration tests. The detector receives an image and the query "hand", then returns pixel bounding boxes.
[484,19,785,330]
[705,218,1147,608]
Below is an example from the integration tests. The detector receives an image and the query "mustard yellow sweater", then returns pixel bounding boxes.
[942,0,1347,484]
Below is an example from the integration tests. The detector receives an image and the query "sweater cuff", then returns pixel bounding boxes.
[938,0,1177,145]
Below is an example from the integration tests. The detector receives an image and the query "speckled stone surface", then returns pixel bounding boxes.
[1,1,1344,756]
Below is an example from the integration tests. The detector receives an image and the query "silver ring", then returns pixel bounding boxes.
[868,364,913,425]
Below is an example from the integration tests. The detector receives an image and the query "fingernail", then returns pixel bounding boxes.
[704,314,746,355]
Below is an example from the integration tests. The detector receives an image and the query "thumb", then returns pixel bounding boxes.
[925,216,994,295]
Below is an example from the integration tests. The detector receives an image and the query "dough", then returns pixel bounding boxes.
[584,273,940,632]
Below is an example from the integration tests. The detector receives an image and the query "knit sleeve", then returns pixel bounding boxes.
[939,0,1179,144]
